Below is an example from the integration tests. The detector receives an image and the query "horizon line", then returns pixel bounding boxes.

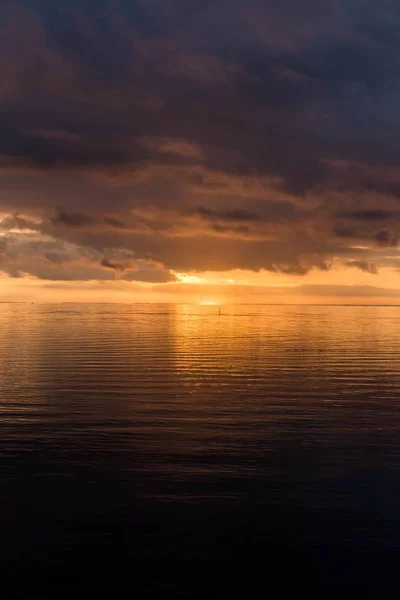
[2,301,400,307]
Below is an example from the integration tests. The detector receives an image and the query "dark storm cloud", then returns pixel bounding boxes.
[195,207,260,222]
[50,211,131,230]
[52,211,96,227]
[1,0,398,178]
[376,230,398,247]
[337,210,395,221]
[193,200,302,224]
[345,260,378,274]
[1,0,400,281]
[103,217,127,229]
[333,226,399,250]
[101,257,125,271]
[0,229,175,282]
[333,227,355,239]
[364,181,400,199]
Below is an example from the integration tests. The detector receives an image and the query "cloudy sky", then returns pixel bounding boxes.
[2,0,400,302]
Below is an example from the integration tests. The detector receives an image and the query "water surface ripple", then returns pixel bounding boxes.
[1,304,399,597]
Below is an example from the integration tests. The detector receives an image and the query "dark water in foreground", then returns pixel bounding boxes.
[1,303,399,598]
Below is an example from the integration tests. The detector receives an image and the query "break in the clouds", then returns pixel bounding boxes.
[1,0,400,294]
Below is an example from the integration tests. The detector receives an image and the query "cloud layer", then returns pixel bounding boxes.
[1,0,400,292]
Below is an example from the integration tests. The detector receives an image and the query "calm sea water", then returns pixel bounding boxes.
[1,304,399,598]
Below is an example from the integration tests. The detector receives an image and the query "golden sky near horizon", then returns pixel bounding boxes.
[2,262,400,304]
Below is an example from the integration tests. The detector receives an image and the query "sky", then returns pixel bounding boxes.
[1,0,400,303]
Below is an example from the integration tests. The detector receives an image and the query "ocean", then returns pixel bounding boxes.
[1,304,399,598]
